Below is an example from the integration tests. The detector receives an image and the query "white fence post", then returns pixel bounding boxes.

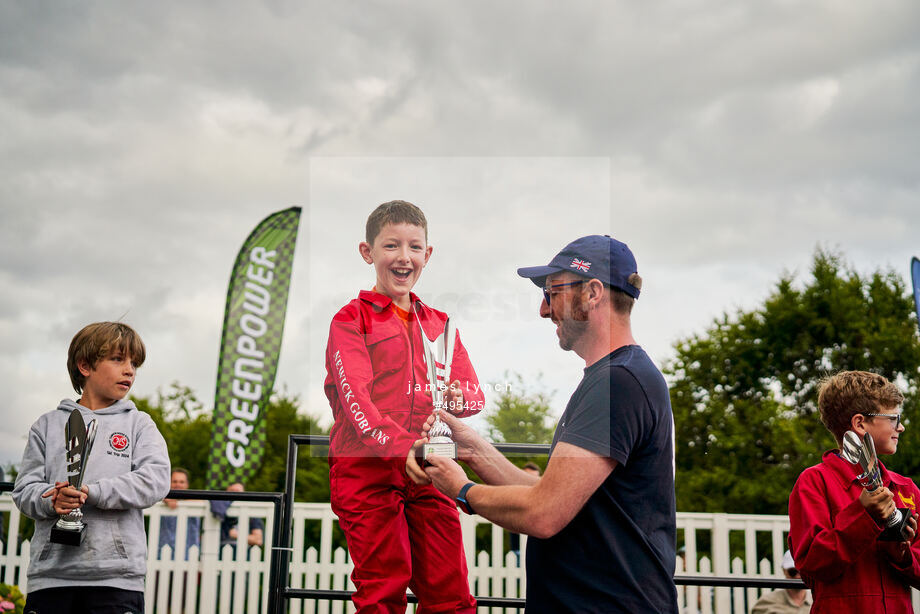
[711,514,731,613]
[730,557,745,614]
[198,502,222,614]
[699,556,713,614]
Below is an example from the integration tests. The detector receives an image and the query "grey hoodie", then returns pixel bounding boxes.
[12,398,170,592]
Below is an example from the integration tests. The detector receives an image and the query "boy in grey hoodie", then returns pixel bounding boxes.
[12,322,170,614]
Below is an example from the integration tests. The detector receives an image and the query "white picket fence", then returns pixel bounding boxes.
[2,495,918,613]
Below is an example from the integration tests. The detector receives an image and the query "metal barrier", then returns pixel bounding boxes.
[276,435,804,613]
[164,488,285,614]
[2,435,806,614]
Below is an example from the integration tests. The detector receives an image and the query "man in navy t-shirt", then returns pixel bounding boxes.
[407,234,678,613]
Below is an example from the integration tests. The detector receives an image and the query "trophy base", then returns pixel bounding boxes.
[51,522,87,546]
[423,440,457,465]
[879,508,912,542]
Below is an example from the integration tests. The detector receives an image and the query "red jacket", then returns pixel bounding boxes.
[324,290,484,459]
[788,450,920,613]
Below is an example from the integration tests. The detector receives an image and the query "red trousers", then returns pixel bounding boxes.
[330,456,476,614]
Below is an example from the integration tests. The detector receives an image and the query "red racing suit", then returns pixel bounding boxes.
[324,290,484,613]
[788,450,920,614]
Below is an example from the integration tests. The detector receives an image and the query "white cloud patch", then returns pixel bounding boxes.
[1,1,919,466]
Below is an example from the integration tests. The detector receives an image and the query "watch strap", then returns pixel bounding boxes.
[456,482,477,515]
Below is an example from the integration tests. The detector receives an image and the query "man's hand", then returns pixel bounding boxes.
[420,410,480,461]
[444,379,465,415]
[424,454,473,500]
[406,438,472,499]
[164,498,178,509]
[860,487,896,526]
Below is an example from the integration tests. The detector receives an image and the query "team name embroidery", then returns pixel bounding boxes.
[333,350,389,446]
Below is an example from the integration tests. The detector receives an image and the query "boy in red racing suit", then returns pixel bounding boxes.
[324,200,484,613]
[789,370,920,613]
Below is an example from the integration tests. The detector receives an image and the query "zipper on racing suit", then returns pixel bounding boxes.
[407,301,418,431]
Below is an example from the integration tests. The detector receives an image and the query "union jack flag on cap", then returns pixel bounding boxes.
[570,258,591,272]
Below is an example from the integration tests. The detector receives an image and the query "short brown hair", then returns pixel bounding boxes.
[67,322,146,393]
[610,273,642,315]
[818,370,904,442]
[365,200,428,244]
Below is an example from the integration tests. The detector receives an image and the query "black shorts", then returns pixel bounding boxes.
[24,586,144,614]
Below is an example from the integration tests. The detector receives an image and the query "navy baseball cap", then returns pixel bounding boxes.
[517,235,640,299]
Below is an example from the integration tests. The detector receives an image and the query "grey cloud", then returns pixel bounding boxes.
[1,3,919,465]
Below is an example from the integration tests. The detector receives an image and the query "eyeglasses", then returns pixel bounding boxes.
[542,280,586,305]
[863,413,902,429]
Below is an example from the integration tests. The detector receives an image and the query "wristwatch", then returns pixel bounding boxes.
[456,482,477,515]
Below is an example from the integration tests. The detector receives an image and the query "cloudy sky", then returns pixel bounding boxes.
[2,2,918,468]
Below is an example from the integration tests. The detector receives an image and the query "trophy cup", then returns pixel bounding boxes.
[419,318,458,463]
[50,409,98,546]
[841,430,911,541]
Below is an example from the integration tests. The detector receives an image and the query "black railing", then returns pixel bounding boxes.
[166,488,286,614]
[2,438,807,614]
[276,435,805,613]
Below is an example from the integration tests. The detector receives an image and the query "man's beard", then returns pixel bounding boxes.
[557,296,590,351]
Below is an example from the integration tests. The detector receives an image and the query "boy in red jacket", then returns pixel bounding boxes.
[789,370,920,613]
[324,200,484,613]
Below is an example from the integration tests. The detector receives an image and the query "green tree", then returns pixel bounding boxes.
[481,372,554,478]
[667,248,920,514]
[485,372,556,446]
[243,389,330,502]
[133,383,330,501]
[133,383,212,489]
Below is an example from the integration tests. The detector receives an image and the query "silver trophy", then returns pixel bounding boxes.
[841,430,911,541]
[418,316,458,462]
[50,409,97,546]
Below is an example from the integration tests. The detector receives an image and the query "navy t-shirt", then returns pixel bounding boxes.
[525,345,678,614]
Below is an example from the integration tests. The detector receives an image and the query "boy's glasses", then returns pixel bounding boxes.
[542,280,586,305]
[863,413,902,429]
